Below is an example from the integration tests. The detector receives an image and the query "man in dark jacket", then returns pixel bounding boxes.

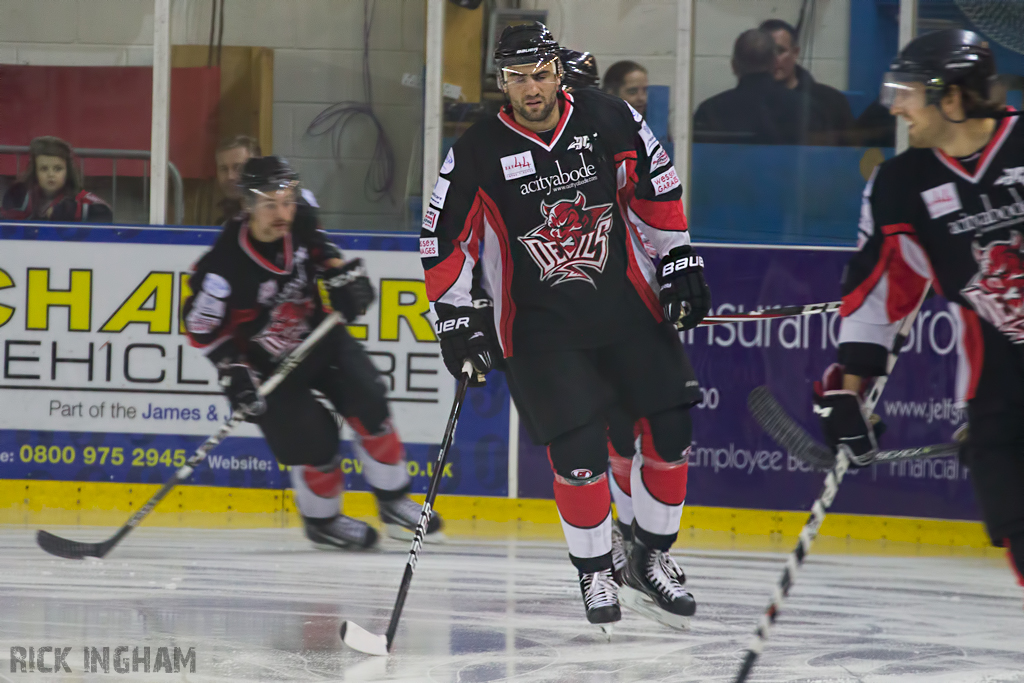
[693,29,803,144]
[760,19,855,145]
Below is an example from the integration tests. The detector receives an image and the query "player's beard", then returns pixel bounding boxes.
[513,91,558,123]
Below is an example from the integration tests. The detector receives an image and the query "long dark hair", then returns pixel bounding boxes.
[20,136,83,196]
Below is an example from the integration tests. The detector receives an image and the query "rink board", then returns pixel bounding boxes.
[0,223,984,539]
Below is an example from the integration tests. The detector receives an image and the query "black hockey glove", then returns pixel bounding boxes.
[657,246,711,331]
[434,306,492,387]
[218,363,266,420]
[813,363,877,467]
[323,259,375,322]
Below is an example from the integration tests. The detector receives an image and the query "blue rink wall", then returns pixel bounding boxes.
[0,224,980,525]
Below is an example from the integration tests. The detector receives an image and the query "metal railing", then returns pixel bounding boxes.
[0,146,184,225]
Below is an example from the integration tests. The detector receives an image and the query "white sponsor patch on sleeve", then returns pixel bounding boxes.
[301,188,319,208]
[626,102,643,123]
[419,237,439,258]
[638,121,659,155]
[650,146,670,172]
[500,151,536,180]
[429,177,451,209]
[921,182,962,219]
[185,292,226,335]
[652,167,681,196]
[422,207,440,233]
[201,272,231,298]
[440,148,455,174]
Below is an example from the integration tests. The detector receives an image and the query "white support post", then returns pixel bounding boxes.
[149,0,171,225]
[672,0,695,214]
[422,0,445,218]
[507,401,519,499]
[896,0,917,154]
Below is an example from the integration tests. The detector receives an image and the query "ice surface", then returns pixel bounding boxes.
[1,526,1022,682]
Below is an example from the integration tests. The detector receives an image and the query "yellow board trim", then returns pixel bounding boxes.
[0,480,994,556]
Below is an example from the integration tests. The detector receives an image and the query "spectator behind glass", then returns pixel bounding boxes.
[603,60,648,116]
[693,29,803,145]
[0,136,112,222]
[760,19,854,145]
[214,134,262,225]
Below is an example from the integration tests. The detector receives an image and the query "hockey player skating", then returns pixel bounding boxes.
[816,30,1024,589]
[420,23,710,629]
[184,156,443,550]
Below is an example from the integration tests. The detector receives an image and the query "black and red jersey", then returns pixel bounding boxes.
[839,112,1024,402]
[182,201,340,374]
[420,88,690,356]
[0,182,113,223]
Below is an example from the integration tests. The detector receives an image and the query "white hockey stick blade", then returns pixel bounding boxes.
[619,586,691,631]
[340,621,389,656]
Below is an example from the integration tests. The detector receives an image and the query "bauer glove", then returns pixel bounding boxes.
[218,363,266,419]
[812,363,877,467]
[657,246,711,331]
[434,306,492,386]
[323,259,375,322]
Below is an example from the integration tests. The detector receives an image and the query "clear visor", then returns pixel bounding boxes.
[879,72,927,108]
[500,57,560,87]
[248,182,298,209]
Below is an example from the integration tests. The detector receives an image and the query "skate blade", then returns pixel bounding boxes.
[340,620,389,656]
[599,623,614,639]
[385,524,447,544]
[619,586,691,631]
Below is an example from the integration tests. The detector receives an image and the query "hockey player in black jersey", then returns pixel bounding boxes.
[816,30,1024,589]
[184,156,443,550]
[421,23,710,629]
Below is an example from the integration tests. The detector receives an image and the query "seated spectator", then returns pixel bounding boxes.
[760,19,854,145]
[0,136,112,222]
[693,29,803,145]
[214,134,262,225]
[603,60,648,116]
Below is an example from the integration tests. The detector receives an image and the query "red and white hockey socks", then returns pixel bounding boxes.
[1006,536,1024,589]
[348,417,411,499]
[553,471,613,572]
[608,444,635,527]
[290,461,344,520]
[631,417,689,550]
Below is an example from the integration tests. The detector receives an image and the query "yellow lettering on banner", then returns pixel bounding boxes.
[379,279,436,342]
[178,272,192,334]
[26,268,92,331]
[0,268,14,328]
[100,272,174,334]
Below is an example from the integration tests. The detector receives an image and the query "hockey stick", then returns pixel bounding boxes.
[733,286,929,683]
[340,360,475,656]
[699,300,840,325]
[748,387,962,470]
[36,312,342,560]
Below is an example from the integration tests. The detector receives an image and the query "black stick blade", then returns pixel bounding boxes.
[747,387,835,470]
[36,530,111,559]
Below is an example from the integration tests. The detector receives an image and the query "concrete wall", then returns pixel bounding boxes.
[0,0,850,229]
[526,0,850,114]
[0,0,425,232]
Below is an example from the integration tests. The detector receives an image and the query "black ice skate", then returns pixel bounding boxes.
[620,535,695,631]
[377,496,445,543]
[304,515,378,550]
[611,518,632,586]
[579,568,621,633]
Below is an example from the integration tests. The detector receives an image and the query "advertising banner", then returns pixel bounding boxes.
[519,245,979,522]
[0,224,508,496]
[0,226,979,520]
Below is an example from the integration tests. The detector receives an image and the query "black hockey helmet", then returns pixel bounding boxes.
[881,29,996,114]
[239,155,299,197]
[559,49,599,91]
[494,21,561,87]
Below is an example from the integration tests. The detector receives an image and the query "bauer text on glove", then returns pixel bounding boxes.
[657,246,711,331]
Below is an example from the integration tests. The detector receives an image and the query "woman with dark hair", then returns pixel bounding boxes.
[1,136,112,222]
[603,60,649,115]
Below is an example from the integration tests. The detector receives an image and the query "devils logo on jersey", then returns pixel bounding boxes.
[518,191,613,286]
[961,230,1024,343]
[253,299,313,358]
